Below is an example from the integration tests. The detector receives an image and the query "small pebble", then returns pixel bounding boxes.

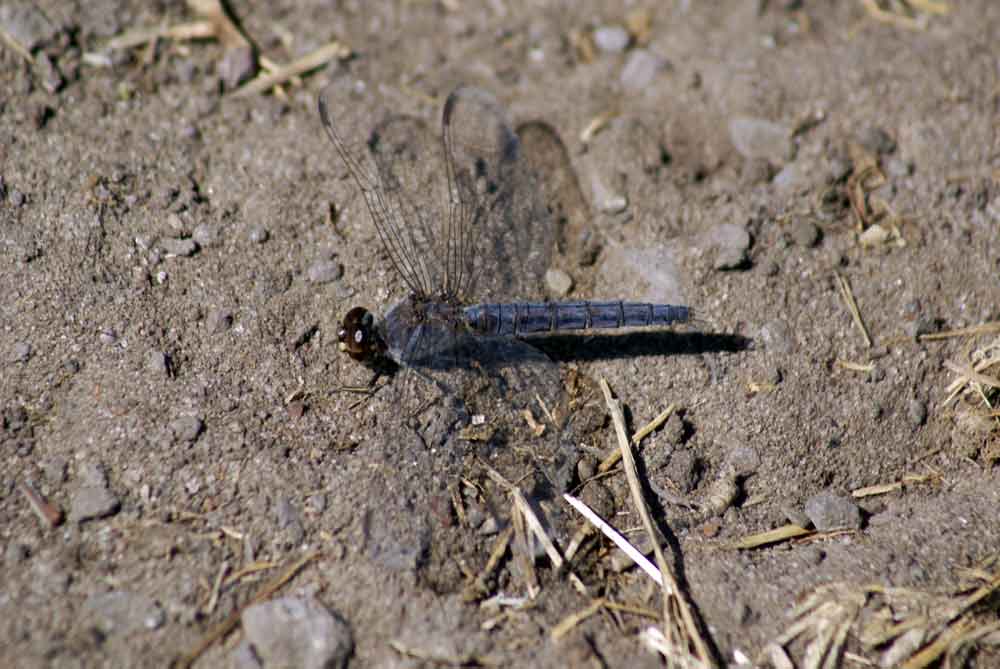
[803,490,862,531]
[247,226,269,244]
[705,222,750,270]
[240,597,353,669]
[856,126,896,155]
[545,268,573,297]
[907,399,927,426]
[69,471,120,523]
[83,591,165,636]
[728,117,793,163]
[160,237,198,257]
[599,194,628,214]
[192,224,221,248]
[12,341,31,363]
[10,189,26,207]
[146,350,169,375]
[758,320,793,354]
[593,25,630,53]
[170,415,204,443]
[619,49,668,92]
[307,259,343,284]
[790,219,821,248]
[663,448,698,494]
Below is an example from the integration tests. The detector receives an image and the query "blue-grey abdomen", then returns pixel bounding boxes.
[464,301,694,336]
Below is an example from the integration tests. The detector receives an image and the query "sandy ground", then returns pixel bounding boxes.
[2,1,1000,667]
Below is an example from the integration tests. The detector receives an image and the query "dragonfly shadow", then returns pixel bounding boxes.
[528,330,753,363]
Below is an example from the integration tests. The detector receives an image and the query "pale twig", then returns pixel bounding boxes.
[600,379,715,667]
[230,42,351,98]
[563,494,664,586]
[835,271,873,348]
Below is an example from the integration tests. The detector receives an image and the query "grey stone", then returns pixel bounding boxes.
[758,320,794,354]
[620,49,668,92]
[83,591,165,636]
[10,189,26,207]
[160,237,198,257]
[218,46,257,91]
[192,223,221,248]
[728,117,793,163]
[593,25,630,53]
[170,415,204,443]
[69,481,120,523]
[664,449,698,494]
[0,3,59,51]
[856,126,895,155]
[147,350,169,375]
[248,226,269,243]
[307,259,343,284]
[545,268,573,297]
[804,491,862,531]
[241,597,353,669]
[12,341,31,363]
[705,223,750,270]
[790,219,821,248]
[907,399,927,426]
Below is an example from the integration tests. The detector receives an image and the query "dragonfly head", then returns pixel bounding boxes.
[338,306,387,362]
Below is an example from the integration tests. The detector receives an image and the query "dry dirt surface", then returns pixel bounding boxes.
[2,1,1000,668]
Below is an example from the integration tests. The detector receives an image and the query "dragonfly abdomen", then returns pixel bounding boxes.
[465,301,694,336]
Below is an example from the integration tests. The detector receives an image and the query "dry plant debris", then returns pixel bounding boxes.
[845,143,906,250]
[104,0,350,97]
[759,556,1000,668]
[835,272,873,348]
[860,0,951,31]
[598,380,714,667]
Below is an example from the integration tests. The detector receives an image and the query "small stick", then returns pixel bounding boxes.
[0,28,33,63]
[918,321,1000,341]
[727,524,814,550]
[563,493,664,587]
[551,598,605,640]
[943,360,1000,390]
[600,379,714,667]
[835,272,873,348]
[632,403,676,445]
[19,481,63,528]
[231,42,351,98]
[596,403,676,473]
[107,21,216,50]
[175,551,321,669]
[201,560,230,616]
[835,359,875,373]
[463,526,514,601]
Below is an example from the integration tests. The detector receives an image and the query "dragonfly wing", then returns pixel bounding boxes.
[441,86,555,303]
[319,83,449,298]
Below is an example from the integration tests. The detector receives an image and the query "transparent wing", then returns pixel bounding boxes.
[442,87,555,303]
[319,83,449,298]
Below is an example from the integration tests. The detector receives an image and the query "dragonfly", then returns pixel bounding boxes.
[318,83,696,456]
